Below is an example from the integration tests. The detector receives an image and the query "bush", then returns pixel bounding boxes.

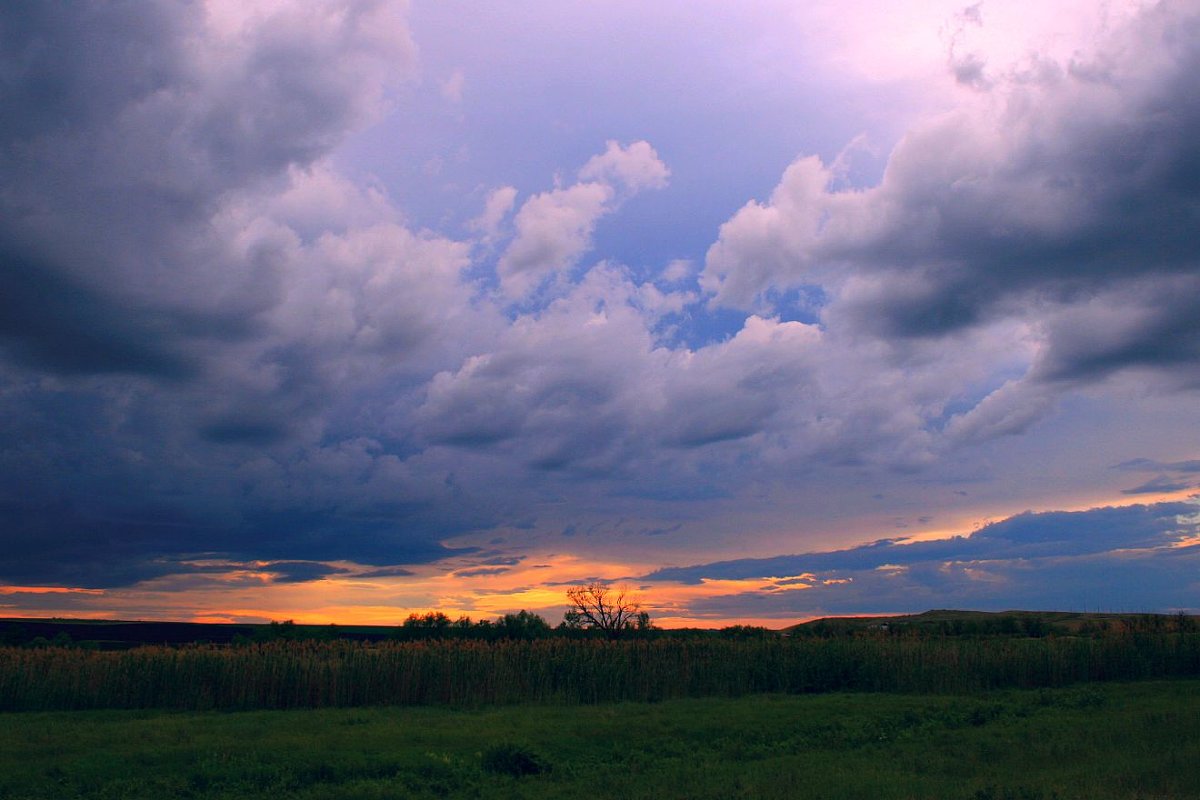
[481,743,550,777]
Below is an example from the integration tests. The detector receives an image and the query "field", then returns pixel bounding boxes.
[3,626,1199,711]
[1,680,1198,799]
[3,615,1198,797]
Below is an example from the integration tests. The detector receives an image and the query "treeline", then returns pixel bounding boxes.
[0,613,776,650]
[387,613,779,642]
[3,629,1199,711]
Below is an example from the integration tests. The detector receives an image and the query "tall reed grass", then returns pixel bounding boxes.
[2,632,1198,711]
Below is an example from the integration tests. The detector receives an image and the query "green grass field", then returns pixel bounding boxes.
[2,680,1197,799]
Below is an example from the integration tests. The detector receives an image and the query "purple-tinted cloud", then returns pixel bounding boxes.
[704,1,1200,394]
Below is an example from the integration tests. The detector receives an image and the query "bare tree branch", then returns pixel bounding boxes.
[565,583,645,639]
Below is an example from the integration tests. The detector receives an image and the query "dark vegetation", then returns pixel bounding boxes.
[2,610,1198,712]
[788,608,1200,638]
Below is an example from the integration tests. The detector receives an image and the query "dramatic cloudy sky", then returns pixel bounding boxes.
[2,0,1197,626]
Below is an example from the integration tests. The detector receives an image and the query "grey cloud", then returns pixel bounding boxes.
[952,52,989,89]
[684,546,1200,619]
[647,502,1196,584]
[0,2,513,588]
[416,261,960,484]
[1122,476,1197,496]
[653,502,1200,617]
[356,566,416,578]
[1031,278,1200,386]
[261,561,350,583]
[704,1,1200,386]
[0,244,197,378]
[0,2,413,378]
[199,416,292,446]
[455,567,511,578]
[0,494,480,589]
[640,523,683,537]
[1116,458,1200,473]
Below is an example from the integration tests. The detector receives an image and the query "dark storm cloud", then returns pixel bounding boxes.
[0,2,306,375]
[0,500,479,589]
[1030,280,1200,386]
[0,245,197,378]
[0,503,209,589]
[260,561,349,583]
[705,1,1200,385]
[647,503,1196,584]
[0,2,495,589]
[356,566,415,578]
[683,545,1200,619]
[648,502,1200,616]
[199,416,292,446]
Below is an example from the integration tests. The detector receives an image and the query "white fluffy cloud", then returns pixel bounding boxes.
[497,141,670,298]
[578,139,671,192]
[497,182,614,298]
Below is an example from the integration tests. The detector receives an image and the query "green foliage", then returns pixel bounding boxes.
[0,681,1197,799]
[480,743,550,776]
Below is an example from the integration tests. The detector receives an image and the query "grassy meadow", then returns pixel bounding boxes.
[3,615,1198,797]
[1,680,1198,799]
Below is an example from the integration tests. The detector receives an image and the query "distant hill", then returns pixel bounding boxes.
[787,609,1197,637]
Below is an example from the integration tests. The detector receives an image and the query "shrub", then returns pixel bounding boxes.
[481,743,549,777]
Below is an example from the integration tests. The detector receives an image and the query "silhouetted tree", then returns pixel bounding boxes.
[396,612,453,640]
[564,583,644,639]
[495,610,551,640]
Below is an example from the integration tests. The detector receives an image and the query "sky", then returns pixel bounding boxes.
[1,0,1198,627]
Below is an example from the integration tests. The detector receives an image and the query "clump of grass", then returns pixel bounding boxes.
[972,787,1060,800]
[480,743,550,777]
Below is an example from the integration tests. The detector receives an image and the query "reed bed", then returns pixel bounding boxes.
[2,633,1198,711]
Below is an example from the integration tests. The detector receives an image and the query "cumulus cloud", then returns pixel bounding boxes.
[578,139,671,193]
[497,183,614,298]
[703,0,1200,393]
[414,260,1011,480]
[0,0,415,378]
[0,1,497,588]
[471,186,519,242]
[497,141,670,298]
